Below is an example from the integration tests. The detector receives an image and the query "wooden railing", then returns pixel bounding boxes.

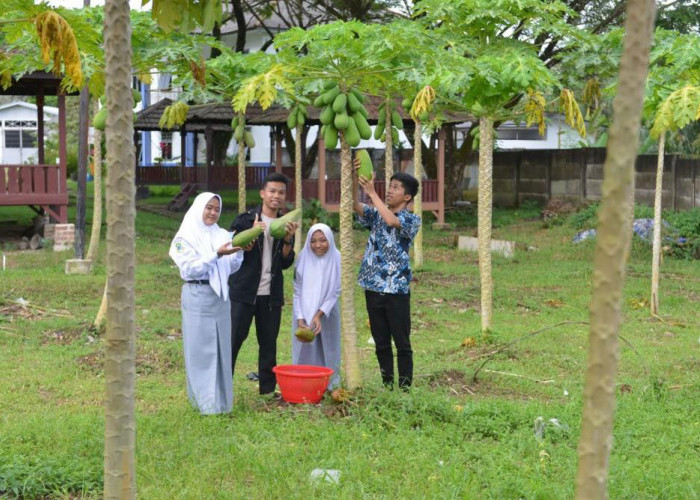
[0,164,66,204]
[134,164,440,211]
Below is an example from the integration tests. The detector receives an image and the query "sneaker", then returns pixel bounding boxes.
[246,371,259,381]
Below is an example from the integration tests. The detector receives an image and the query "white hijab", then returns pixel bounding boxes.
[170,192,234,299]
[296,223,341,323]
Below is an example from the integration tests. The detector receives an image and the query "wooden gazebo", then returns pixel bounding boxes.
[0,71,72,223]
[134,97,470,223]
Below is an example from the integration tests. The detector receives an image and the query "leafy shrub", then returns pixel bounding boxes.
[302,198,339,231]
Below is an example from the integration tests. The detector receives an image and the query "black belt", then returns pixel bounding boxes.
[186,279,210,285]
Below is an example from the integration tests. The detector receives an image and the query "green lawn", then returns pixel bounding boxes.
[1,186,698,498]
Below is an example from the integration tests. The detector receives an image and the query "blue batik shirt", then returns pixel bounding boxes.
[356,205,421,295]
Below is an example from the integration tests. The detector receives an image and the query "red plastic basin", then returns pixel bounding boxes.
[272,364,334,404]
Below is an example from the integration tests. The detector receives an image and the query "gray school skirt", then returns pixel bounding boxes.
[181,282,233,414]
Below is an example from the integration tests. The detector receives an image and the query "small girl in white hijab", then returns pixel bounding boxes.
[170,192,245,414]
[292,223,341,390]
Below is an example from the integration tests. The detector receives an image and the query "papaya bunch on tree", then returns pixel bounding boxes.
[231,114,255,148]
[373,99,404,146]
[314,81,371,150]
[158,101,190,130]
[286,102,308,129]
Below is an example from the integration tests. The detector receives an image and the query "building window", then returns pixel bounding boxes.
[5,130,21,148]
[22,130,37,148]
[496,126,546,141]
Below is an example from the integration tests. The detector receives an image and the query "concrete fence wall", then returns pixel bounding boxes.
[492,148,700,210]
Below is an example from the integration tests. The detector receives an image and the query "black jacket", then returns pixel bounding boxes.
[228,206,295,307]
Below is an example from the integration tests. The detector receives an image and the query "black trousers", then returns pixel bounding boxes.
[365,290,413,388]
[230,296,282,395]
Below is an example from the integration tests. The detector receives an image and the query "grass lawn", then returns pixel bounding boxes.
[1,184,698,498]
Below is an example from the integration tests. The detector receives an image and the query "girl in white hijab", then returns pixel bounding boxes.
[291,223,341,390]
[170,192,245,414]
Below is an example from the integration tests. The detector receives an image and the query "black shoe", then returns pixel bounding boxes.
[246,371,259,381]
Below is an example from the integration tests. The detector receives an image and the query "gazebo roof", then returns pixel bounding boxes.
[135,96,473,132]
[0,71,80,96]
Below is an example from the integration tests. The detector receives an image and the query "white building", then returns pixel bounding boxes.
[0,101,58,164]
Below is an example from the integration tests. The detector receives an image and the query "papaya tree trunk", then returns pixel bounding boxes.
[651,133,665,316]
[477,117,494,333]
[95,281,107,332]
[339,133,360,389]
[413,120,423,269]
[294,123,302,254]
[238,137,246,213]
[384,99,393,195]
[86,99,103,263]
[103,0,136,496]
[575,1,656,497]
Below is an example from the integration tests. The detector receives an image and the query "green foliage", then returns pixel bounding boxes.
[664,208,700,259]
[302,198,338,231]
[650,85,700,139]
[149,0,222,34]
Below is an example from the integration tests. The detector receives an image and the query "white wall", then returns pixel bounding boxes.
[0,102,58,164]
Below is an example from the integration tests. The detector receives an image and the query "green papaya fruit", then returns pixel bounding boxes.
[269,208,302,239]
[286,110,297,130]
[232,226,263,247]
[231,116,239,130]
[401,97,412,110]
[350,88,364,103]
[345,117,361,147]
[234,124,245,142]
[92,108,107,131]
[298,103,308,116]
[356,149,373,181]
[295,327,315,343]
[324,124,338,149]
[244,131,255,148]
[376,109,386,131]
[357,104,368,119]
[332,93,347,114]
[392,110,403,130]
[313,94,325,108]
[296,109,305,127]
[323,80,338,90]
[347,93,361,113]
[352,112,371,140]
[320,106,334,125]
[334,112,349,130]
[322,87,340,105]
[419,111,430,122]
[392,127,399,144]
[373,124,384,140]
[320,124,327,137]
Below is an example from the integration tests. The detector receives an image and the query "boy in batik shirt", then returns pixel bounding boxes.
[353,157,420,389]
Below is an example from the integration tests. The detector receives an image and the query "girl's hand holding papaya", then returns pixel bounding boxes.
[216,242,241,257]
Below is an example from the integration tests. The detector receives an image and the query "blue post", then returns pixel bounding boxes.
[140,82,151,165]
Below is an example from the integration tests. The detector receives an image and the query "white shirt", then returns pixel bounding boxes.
[256,213,274,296]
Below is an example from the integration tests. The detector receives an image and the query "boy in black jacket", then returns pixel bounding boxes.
[228,173,298,395]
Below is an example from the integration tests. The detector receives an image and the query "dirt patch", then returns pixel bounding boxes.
[76,347,180,375]
[426,369,477,396]
[42,323,94,345]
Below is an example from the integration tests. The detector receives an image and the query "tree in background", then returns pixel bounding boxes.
[416,0,587,333]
